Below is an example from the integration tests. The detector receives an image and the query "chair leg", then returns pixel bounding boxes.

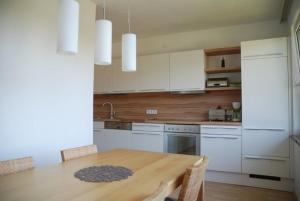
[197,181,204,201]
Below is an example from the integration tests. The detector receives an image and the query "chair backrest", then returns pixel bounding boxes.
[60,144,98,162]
[0,156,33,176]
[178,157,209,201]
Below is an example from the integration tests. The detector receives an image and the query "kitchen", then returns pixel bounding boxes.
[0,0,300,201]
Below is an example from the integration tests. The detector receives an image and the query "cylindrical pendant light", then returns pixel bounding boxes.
[122,1,137,72]
[122,33,136,71]
[95,0,112,65]
[57,0,79,55]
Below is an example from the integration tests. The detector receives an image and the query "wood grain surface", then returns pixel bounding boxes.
[0,149,202,201]
[94,91,241,122]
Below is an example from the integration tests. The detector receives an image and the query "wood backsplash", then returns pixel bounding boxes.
[94,91,241,122]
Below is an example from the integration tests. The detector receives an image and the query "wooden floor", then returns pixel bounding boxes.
[205,182,296,201]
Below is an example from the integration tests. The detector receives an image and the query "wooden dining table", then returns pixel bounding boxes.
[0,149,203,201]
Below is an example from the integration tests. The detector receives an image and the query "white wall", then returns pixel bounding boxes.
[0,0,95,167]
[112,20,288,58]
[289,0,300,137]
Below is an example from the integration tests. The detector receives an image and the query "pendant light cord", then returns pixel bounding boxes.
[103,0,106,19]
[128,0,131,33]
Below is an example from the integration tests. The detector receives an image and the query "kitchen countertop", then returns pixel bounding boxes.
[292,135,300,146]
[94,118,242,126]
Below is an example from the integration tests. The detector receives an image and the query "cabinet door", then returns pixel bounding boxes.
[170,50,205,91]
[243,129,289,157]
[135,54,170,91]
[201,134,241,173]
[241,37,287,58]
[94,129,132,151]
[242,57,289,129]
[94,66,113,94]
[131,132,164,152]
[112,59,138,92]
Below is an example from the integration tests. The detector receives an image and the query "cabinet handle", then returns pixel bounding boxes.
[132,132,162,136]
[202,135,240,139]
[244,128,285,131]
[202,126,239,130]
[243,53,284,58]
[244,155,289,161]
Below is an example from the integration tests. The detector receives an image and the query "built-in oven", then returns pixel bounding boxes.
[164,124,200,155]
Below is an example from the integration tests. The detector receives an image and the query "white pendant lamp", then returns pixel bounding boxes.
[95,0,112,65]
[57,0,79,55]
[122,1,136,72]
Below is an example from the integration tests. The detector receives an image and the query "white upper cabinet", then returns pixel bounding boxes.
[241,37,288,58]
[94,66,113,94]
[135,54,170,91]
[170,50,206,91]
[112,59,138,92]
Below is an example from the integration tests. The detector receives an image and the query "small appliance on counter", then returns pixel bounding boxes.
[232,102,241,122]
[206,78,229,88]
[208,106,226,121]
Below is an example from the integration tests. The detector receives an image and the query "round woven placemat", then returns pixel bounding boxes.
[74,165,133,182]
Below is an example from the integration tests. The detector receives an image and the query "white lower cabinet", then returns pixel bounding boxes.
[242,129,290,178]
[131,131,163,152]
[93,127,164,153]
[201,125,242,173]
[242,156,290,178]
[94,129,132,152]
[243,129,290,158]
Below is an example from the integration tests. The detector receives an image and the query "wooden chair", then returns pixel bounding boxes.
[60,144,98,162]
[0,156,33,176]
[143,178,180,201]
[165,156,209,201]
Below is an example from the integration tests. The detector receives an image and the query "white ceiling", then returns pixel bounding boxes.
[94,0,284,42]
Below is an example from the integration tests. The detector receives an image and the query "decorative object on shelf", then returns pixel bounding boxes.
[232,102,241,122]
[95,0,112,65]
[74,165,133,182]
[206,78,229,88]
[221,56,225,68]
[57,0,79,55]
[122,0,137,72]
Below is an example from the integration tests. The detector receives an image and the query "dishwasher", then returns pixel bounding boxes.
[201,125,242,173]
[131,123,164,152]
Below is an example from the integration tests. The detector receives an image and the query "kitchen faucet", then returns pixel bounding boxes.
[102,102,115,119]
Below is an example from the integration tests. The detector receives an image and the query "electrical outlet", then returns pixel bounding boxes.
[146,109,158,115]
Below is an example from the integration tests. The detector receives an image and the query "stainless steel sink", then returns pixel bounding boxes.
[104,120,132,130]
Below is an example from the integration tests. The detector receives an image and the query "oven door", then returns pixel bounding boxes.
[164,132,200,155]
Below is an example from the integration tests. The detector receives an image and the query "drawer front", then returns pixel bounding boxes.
[132,123,164,132]
[201,134,241,173]
[241,37,287,58]
[242,156,290,178]
[243,129,289,157]
[201,125,241,135]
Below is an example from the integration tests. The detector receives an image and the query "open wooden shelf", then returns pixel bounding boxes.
[205,87,241,91]
[204,46,241,56]
[205,66,241,74]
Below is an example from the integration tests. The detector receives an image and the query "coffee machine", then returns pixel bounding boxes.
[232,102,241,122]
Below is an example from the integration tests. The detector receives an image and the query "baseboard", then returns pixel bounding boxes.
[205,170,294,192]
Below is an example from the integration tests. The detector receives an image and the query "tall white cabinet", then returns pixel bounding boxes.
[241,37,290,178]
